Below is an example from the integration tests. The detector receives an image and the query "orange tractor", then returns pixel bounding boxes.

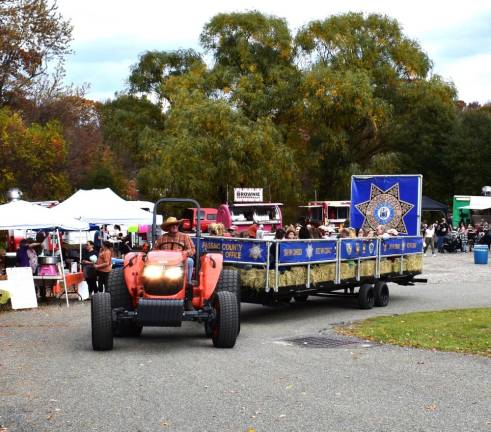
[91,198,240,351]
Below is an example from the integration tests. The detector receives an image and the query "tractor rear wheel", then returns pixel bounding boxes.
[216,268,241,335]
[91,292,113,351]
[211,291,239,348]
[107,267,142,337]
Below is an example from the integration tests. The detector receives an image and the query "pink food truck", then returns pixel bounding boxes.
[216,188,282,234]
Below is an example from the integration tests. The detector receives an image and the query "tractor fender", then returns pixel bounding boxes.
[199,253,223,301]
[124,252,146,303]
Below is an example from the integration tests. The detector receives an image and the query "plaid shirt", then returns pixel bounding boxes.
[154,232,195,258]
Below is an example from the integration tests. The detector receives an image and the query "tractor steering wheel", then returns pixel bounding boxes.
[156,241,186,251]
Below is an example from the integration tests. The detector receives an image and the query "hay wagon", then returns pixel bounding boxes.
[195,236,425,309]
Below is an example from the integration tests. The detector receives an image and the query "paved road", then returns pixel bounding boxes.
[1,253,490,431]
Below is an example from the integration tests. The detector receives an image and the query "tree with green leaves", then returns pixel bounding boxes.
[103,11,479,210]
[136,90,299,206]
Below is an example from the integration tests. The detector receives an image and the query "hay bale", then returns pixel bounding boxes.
[392,257,407,273]
[311,263,336,284]
[340,261,356,279]
[380,259,393,274]
[407,254,423,272]
[285,266,307,286]
[240,268,266,291]
[359,260,376,277]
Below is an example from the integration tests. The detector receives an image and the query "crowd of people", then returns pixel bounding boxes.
[3,213,488,302]
[422,217,490,255]
[204,220,401,241]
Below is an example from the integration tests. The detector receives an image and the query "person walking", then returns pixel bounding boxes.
[423,224,436,256]
[436,218,449,253]
[94,241,112,292]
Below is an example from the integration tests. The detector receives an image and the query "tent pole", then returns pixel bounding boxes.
[57,229,69,307]
[79,230,82,271]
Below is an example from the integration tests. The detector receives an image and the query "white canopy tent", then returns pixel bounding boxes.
[0,200,89,231]
[0,200,90,306]
[51,188,161,225]
[460,196,491,210]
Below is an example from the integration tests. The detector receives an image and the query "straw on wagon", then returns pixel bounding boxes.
[380,259,393,274]
[310,263,336,284]
[359,260,376,277]
[340,261,356,279]
[240,268,266,291]
[406,254,423,272]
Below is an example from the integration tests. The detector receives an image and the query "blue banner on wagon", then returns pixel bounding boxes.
[380,237,424,256]
[350,175,422,236]
[278,240,337,263]
[194,238,268,264]
[340,239,378,260]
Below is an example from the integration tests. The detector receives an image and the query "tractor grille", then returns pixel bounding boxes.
[143,278,183,296]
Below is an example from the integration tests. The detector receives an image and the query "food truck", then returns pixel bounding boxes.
[300,200,350,229]
[216,188,282,234]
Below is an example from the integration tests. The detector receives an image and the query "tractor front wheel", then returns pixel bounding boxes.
[91,292,113,351]
[107,268,141,337]
[211,291,239,348]
[216,268,241,335]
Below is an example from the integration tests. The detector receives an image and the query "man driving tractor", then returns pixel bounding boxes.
[154,216,196,310]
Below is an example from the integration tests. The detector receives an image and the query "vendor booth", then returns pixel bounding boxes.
[51,188,162,250]
[50,188,160,225]
[459,196,491,225]
[0,200,89,308]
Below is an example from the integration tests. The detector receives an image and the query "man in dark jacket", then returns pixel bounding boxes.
[436,218,450,253]
[81,241,98,295]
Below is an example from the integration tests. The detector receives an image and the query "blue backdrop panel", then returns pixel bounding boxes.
[340,239,378,260]
[194,238,268,264]
[350,175,421,236]
[380,237,423,256]
[278,240,337,263]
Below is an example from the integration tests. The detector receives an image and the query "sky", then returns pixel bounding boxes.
[56,0,491,104]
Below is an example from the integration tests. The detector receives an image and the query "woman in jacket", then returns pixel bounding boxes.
[94,241,112,292]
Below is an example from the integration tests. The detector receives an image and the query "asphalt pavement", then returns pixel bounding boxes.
[0,252,490,432]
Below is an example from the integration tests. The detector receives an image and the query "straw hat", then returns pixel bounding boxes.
[161,216,183,229]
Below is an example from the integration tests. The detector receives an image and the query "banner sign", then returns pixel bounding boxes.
[193,236,422,264]
[380,237,423,256]
[340,239,378,260]
[350,175,422,236]
[234,188,263,202]
[278,240,337,263]
[194,238,268,264]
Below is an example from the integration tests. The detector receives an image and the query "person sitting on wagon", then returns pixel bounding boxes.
[154,217,196,309]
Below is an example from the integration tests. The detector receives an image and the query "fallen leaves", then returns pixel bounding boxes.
[424,403,438,412]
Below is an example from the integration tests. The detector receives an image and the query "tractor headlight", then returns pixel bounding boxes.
[163,266,183,280]
[143,265,165,279]
[143,265,183,280]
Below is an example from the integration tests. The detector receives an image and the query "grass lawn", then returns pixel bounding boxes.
[339,308,491,357]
